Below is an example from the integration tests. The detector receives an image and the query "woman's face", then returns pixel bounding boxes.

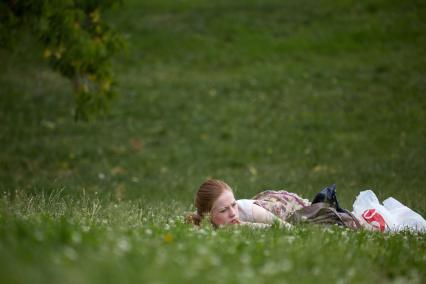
[211,190,239,226]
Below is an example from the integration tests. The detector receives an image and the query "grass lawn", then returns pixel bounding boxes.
[0,0,425,283]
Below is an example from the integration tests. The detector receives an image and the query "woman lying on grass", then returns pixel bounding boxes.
[186,179,426,232]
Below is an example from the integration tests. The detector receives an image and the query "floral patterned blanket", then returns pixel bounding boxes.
[253,190,311,221]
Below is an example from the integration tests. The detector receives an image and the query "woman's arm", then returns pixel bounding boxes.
[252,204,292,228]
[238,221,272,229]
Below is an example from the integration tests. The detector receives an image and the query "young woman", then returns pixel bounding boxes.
[187,179,298,228]
[187,179,426,232]
[187,179,348,229]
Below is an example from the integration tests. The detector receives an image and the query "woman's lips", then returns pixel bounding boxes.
[230,219,239,224]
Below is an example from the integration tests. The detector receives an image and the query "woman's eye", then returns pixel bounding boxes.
[232,203,237,207]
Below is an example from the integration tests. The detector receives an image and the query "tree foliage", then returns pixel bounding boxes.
[1,0,124,120]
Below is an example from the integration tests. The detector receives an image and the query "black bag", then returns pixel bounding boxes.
[312,184,344,212]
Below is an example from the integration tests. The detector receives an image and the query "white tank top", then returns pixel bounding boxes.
[237,199,255,222]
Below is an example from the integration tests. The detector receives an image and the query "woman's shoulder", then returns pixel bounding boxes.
[237,199,255,222]
[237,199,254,205]
[237,199,255,212]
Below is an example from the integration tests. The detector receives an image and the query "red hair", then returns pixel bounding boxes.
[186,179,231,226]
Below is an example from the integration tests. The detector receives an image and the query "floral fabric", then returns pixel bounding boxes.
[253,190,311,221]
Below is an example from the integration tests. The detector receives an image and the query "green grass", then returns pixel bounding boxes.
[1,191,425,284]
[0,0,425,283]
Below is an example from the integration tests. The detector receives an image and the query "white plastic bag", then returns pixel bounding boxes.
[382,197,426,232]
[352,190,396,232]
[352,190,426,232]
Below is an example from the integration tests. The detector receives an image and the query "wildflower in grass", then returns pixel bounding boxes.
[239,253,251,264]
[116,238,131,252]
[163,233,173,243]
[63,246,78,261]
[259,262,277,276]
[34,229,44,242]
[196,245,209,256]
[239,267,255,283]
[285,236,295,244]
[176,243,185,251]
[71,231,82,244]
[208,255,221,266]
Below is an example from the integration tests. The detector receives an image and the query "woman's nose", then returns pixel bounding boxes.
[229,207,236,217]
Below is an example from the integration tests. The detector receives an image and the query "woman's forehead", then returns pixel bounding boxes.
[213,190,235,208]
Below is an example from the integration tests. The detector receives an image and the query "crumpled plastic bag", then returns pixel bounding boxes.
[352,190,426,232]
[382,196,426,232]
